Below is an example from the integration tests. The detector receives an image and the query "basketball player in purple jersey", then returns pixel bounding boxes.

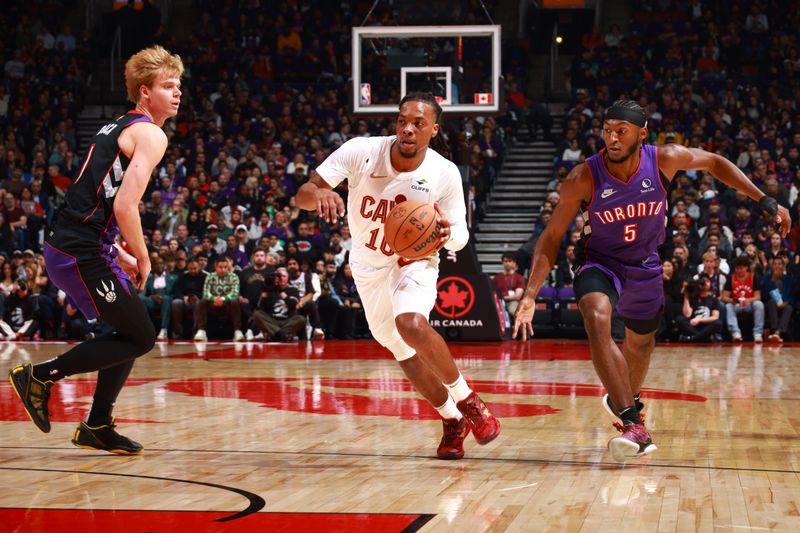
[513,100,791,462]
[8,46,183,454]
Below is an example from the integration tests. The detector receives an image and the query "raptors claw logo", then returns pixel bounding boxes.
[96,280,117,303]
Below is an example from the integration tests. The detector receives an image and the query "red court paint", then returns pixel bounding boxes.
[0,508,429,532]
[166,340,595,361]
[0,378,159,424]
[164,377,559,419]
[164,377,705,420]
[0,369,705,423]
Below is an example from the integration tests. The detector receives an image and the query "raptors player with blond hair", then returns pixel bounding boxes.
[297,92,500,459]
[9,46,183,454]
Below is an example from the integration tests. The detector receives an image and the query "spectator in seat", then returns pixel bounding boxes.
[734,230,756,258]
[286,256,324,340]
[761,255,796,343]
[235,223,256,257]
[139,256,177,341]
[238,248,275,339]
[720,255,764,342]
[159,198,187,239]
[316,260,343,338]
[478,125,502,178]
[253,266,306,341]
[170,258,206,339]
[661,258,685,339]
[0,280,38,340]
[174,223,194,253]
[0,260,16,298]
[556,244,578,290]
[763,231,789,263]
[676,274,722,343]
[2,192,29,251]
[223,233,248,269]
[206,224,227,255]
[328,229,348,267]
[139,200,158,234]
[741,242,764,277]
[605,24,623,47]
[333,262,362,339]
[290,221,322,266]
[492,252,526,319]
[63,295,94,341]
[693,250,727,296]
[194,257,244,341]
[197,235,220,271]
[561,138,584,162]
[31,253,60,339]
[731,206,753,241]
[699,229,733,264]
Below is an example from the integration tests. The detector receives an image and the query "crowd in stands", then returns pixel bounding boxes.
[0,1,512,342]
[495,0,800,342]
[4,1,795,344]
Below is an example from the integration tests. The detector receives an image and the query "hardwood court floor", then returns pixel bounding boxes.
[1,339,800,532]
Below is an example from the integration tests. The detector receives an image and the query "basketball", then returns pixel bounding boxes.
[384,200,441,260]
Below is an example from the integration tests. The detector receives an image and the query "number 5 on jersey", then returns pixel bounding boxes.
[624,223,637,243]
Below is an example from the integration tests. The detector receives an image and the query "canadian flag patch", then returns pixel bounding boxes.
[474,93,493,104]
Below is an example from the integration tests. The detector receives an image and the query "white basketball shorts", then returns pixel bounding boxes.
[351,258,439,361]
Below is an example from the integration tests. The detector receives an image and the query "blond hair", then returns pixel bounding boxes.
[124,45,184,103]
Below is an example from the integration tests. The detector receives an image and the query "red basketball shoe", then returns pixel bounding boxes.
[437,417,470,460]
[456,392,500,445]
[608,422,657,462]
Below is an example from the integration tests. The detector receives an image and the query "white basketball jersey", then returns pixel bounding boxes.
[315,136,466,269]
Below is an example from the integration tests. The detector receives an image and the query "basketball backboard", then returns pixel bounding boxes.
[352,25,501,115]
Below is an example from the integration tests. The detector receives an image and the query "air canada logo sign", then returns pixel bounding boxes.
[434,276,475,320]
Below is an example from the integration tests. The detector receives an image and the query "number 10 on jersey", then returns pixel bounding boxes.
[366,228,394,256]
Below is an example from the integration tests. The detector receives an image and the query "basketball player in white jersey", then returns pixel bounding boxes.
[297,93,500,459]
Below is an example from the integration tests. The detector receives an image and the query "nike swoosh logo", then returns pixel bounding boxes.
[370,173,388,179]
[600,189,616,198]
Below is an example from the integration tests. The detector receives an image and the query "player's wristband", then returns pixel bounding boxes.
[759,195,778,217]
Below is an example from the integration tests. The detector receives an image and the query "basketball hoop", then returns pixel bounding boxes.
[352,25,501,116]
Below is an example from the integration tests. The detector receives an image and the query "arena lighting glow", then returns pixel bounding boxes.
[556,35,563,44]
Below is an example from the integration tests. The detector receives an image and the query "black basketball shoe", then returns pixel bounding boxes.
[72,419,143,455]
[9,363,54,433]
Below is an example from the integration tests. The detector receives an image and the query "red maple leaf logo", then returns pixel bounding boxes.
[434,276,475,318]
[439,282,469,310]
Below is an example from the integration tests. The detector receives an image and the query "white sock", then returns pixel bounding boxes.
[435,395,462,420]
[445,373,473,403]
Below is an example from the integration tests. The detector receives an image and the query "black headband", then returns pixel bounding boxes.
[604,106,647,128]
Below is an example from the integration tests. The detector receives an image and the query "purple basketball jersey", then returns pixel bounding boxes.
[583,144,667,264]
